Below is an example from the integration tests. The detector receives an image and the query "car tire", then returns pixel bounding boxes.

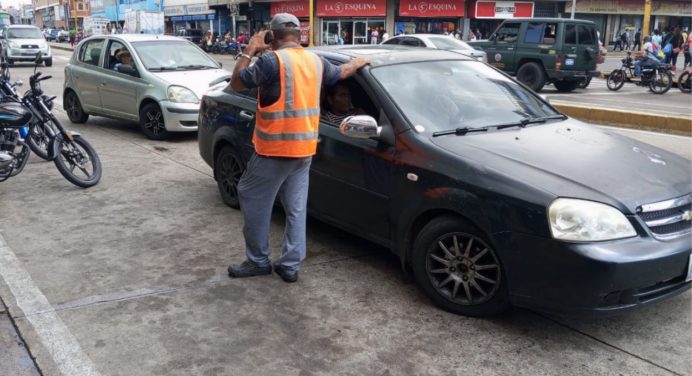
[553,80,579,92]
[516,62,547,92]
[139,102,170,140]
[412,215,510,317]
[64,91,89,123]
[214,145,244,209]
[577,76,592,88]
[44,58,53,67]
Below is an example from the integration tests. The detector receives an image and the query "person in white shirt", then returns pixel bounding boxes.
[635,36,658,77]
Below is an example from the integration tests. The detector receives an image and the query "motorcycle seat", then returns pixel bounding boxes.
[0,102,32,129]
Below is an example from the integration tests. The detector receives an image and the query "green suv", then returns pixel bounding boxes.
[469,18,599,92]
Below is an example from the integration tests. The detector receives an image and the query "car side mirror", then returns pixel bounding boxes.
[339,115,381,139]
[117,64,139,77]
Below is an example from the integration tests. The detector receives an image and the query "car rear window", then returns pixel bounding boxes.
[565,24,577,44]
[578,25,596,45]
[524,22,557,45]
[429,37,468,50]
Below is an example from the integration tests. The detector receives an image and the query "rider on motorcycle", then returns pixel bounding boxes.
[635,36,659,77]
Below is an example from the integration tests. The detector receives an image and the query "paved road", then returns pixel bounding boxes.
[0,48,690,376]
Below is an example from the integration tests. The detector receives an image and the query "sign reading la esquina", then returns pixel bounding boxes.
[271,0,467,17]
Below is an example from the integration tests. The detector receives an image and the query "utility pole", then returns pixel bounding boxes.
[570,0,575,19]
[309,0,313,46]
[642,0,652,37]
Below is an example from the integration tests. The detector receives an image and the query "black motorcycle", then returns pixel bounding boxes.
[0,53,102,187]
[606,52,673,94]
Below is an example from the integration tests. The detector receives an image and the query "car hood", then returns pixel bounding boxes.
[449,48,485,58]
[430,119,691,213]
[7,38,47,46]
[151,69,232,98]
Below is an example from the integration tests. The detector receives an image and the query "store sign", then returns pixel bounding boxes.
[271,0,309,18]
[399,0,465,17]
[317,0,386,17]
[475,1,533,18]
[565,0,691,16]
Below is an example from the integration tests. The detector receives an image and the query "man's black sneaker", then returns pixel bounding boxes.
[227,260,272,278]
[273,264,298,283]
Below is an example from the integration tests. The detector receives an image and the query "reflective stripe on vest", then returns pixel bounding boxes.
[254,48,323,157]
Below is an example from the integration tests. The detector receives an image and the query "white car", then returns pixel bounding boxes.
[0,25,52,66]
[382,34,487,63]
[63,34,231,140]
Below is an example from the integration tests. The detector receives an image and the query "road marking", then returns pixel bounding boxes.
[0,234,101,376]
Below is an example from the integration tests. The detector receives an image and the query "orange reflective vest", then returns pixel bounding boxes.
[254,47,324,158]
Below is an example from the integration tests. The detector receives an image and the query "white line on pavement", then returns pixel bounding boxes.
[0,234,101,376]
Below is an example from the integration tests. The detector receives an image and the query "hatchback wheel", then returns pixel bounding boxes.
[215,146,243,209]
[139,103,170,140]
[64,91,89,123]
[412,216,509,316]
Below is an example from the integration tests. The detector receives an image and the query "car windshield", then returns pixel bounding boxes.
[131,40,219,71]
[371,60,559,133]
[7,28,43,39]
[428,37,471,50]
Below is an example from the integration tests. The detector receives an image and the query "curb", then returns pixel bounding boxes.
[552,102,692,136]
[50,44,74,52]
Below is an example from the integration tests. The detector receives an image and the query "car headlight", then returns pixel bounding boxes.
[8,41,19,49]
[548,198,637,241]
[167,85,199,104]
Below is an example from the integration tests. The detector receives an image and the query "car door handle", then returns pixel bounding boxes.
[507,47,514,50]
[239,110,255,121]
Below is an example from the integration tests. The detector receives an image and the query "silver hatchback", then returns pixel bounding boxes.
[63,34,231,140]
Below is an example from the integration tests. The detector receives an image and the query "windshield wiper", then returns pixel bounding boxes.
[496,114,567,130]
[148,66,177,71]
[177,64,216,70]
[432,127,489,137]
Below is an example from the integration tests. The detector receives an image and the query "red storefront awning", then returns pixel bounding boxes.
[475,1,534,18]
[399,0,465,18]
[317,0,387,17]
[271,0,310,18]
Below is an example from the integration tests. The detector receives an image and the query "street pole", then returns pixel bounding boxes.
[642,0,651,37]
[570,0,575,19]
[309,0,313,46]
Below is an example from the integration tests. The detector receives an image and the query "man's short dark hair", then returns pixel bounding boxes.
[275,28,301,40]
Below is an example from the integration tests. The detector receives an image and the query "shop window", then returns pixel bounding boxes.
[578,25,595,45]
[565,24,577,45]
[78,4,83,10]
[493,23,520,43]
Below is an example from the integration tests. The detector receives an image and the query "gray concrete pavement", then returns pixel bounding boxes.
[0,46,690,376]
[0,307,40,376]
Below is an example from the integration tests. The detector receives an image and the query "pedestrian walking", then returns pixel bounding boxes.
[68,27,77,47]
[633,29,641,51]
[652,29,662,49]
[227,13,369,283]
[625,29,631,50]
[475,28,482,41]
[370,28,379,45]
[684,31,691,67]
[665,27,683,66]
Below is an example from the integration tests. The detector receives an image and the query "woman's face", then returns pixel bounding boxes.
[327,85,352,114]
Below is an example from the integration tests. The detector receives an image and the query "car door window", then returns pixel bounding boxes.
[524,22,557,45]
[564,24,577,45]
[578,25,595,45]
[382,37,399,45]
[400,37,425,47]
[321,79,378,127]
[493,23,520,43]
[79,39,105,66]
[105,41,126,70]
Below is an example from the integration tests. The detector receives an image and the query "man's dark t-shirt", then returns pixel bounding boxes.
[239,45,341,107]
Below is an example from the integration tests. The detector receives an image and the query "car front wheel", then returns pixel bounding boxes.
[412,216,509,317]
[215,145,244,209]
[139,103,170,140]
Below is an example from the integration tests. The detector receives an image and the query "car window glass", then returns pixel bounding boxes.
[400,37,424,47]
[429,37,467,49]
[321,78,378,127]
[578,25,595,45]
[7,27,43,39]
[494,23,520,43]
[131,40,218,70]
[382,38,399,45]
[371,61,558,133]
[79,39,105,66]
[565,24,577,44]
[106,41,127,69]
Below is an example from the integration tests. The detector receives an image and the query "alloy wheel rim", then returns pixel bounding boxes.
[219,154,241,199]
[426,232,501,305]
[67,95,80,120]
[144,110,165,135]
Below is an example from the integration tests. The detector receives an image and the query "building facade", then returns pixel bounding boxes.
[90,0,161,26]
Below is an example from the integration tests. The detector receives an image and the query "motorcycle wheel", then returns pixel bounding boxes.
[577,76,592,89]
[26,120,56,161]
[606,69,625,91]
[10,142,30,177]
[679,71,691,93]
[649,69,672,94]
[52,134,101,188]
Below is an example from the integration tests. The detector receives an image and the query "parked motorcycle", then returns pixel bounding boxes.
[0,53,102,187]
[606,52,673,94]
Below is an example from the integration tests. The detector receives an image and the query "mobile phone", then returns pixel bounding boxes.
[264,31,274,45]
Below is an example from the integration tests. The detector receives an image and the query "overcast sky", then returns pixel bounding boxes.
[3,0,31,9]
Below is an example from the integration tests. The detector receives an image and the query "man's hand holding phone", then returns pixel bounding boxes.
[246,31,272,57]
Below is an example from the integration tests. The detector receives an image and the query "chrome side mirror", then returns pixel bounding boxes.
[339,115,380,139]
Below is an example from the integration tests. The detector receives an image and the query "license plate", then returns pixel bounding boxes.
[686,254,692,282]
[565,58,575,66]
